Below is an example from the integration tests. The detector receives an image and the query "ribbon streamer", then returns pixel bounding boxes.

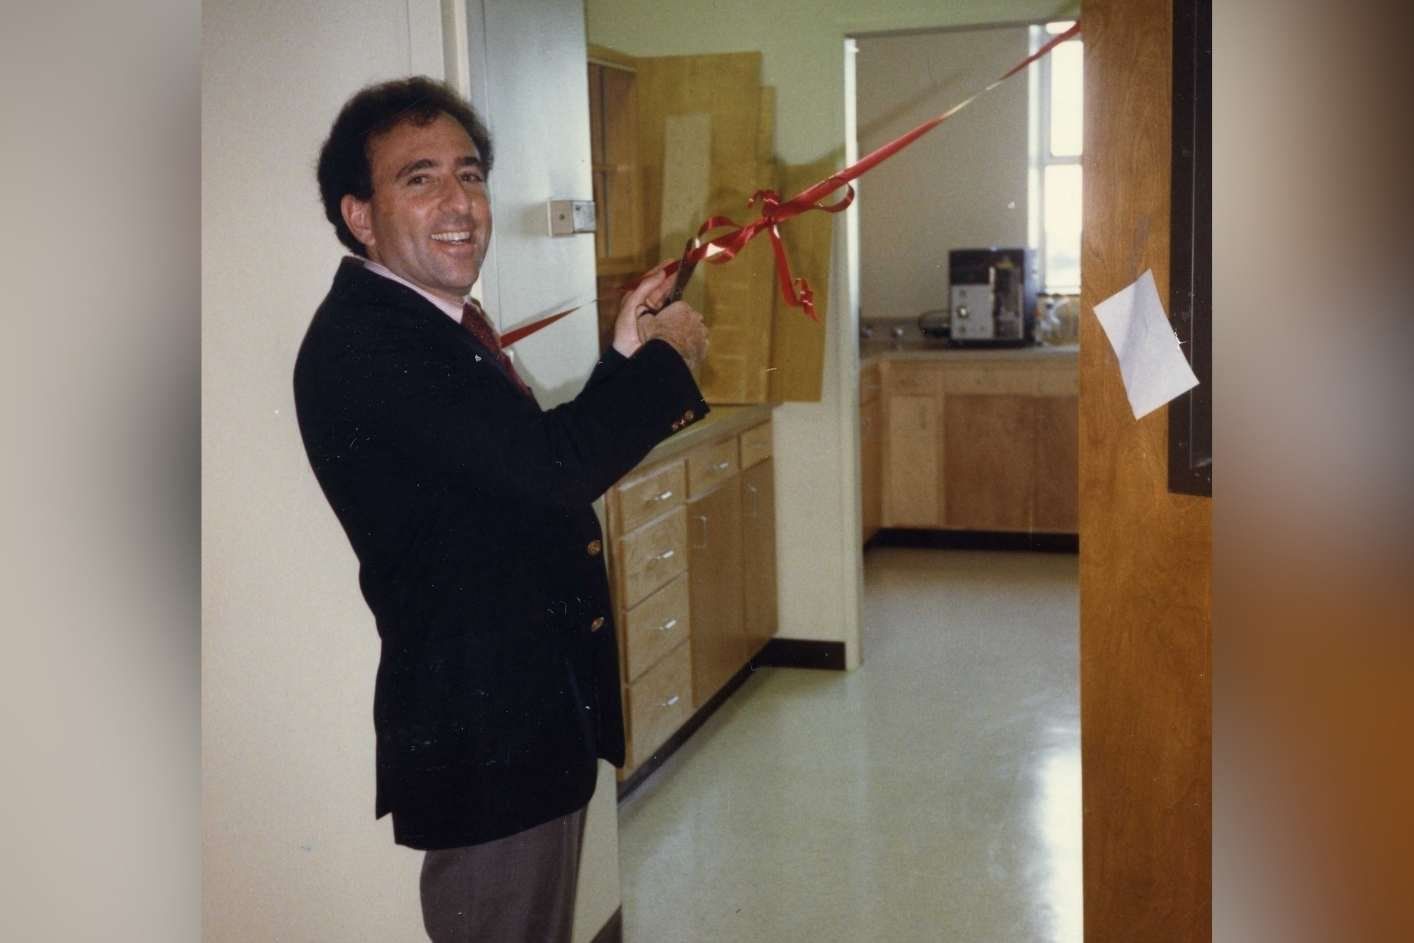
[503,21,1081,345]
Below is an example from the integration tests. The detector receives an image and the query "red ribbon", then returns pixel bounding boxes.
[499,306,575,347]
[504,21,1080,344]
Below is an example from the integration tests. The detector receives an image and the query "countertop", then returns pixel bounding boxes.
[860,340,1078,366]
[640,403,774,464]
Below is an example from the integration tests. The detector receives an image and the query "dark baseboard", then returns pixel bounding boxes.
[616,654,758,801]
[590,907,622,943]
[751,637,847,671]
[869,528,1078,554]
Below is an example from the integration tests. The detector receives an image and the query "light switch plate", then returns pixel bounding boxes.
[548,199,596,236]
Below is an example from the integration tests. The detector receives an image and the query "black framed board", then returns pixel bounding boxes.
[1168,0,1212,496]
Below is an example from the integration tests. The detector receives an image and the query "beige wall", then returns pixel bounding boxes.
[856,26,1031,323]
[202,0,617,938]
[586,0,1063,665]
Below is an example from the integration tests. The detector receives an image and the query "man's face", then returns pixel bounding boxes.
[342,113,492,305]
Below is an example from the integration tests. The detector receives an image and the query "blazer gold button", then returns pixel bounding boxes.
[587,539,602,556]
[590,616,606,631]
[683,409,695,422]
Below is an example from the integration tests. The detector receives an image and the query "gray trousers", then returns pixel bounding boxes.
[419,806,588,943]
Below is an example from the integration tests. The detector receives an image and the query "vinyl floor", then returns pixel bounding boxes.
[617,546,1083,942]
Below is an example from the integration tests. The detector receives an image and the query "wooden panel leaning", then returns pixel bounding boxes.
[609,458,686,534]
[621,573,691,683]
[614,505,688,607]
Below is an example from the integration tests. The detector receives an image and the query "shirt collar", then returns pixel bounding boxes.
[352,255,466,325]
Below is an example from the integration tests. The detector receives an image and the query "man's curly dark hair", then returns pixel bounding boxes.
[317,76,494,256]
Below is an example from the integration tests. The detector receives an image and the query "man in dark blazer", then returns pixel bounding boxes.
[293,77,709,941]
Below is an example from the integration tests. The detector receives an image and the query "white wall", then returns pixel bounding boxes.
[586,0,1062,667]
[202,1,617,939]
[856,27,1030,322]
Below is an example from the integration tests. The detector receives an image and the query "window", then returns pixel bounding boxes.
[1030,21,1083,293]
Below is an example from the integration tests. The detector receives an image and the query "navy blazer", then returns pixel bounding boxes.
[293,259,707,849]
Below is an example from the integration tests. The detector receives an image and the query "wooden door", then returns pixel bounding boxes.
[740,459,777,660]
[943,394,1035,532]
[883,394,940,526]
[687,479,743,707]
[1081,1,1212,940]
[1033,395,1079,533]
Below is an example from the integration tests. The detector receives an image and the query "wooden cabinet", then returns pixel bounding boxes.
[859,363,883,543]
[687,472,744,706]
[740,457,777,662]
[1032,395,1079,533]
[609,460,691,769]
[884,394,941,527]
[943,394,1036,532]
[868,356,1078,535]
[882,363,943,527]
[623,639,692,768]
[621,574,690,683]
[606,413,777,776]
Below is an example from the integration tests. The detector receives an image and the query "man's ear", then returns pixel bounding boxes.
[341,194,375,251]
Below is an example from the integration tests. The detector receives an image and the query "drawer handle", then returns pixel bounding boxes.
[745,482,759,518]
[658,618,678,632]
[653,548,675,562]
[693,514,709,550]
[649,489,674,503]
[662,695,680,708]
[713,460,730,471]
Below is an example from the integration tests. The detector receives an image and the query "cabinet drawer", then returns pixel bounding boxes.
[1034,367,1078,396]
[611,459,686,534]
[886,363,941,396]
[738,422,772,469]
[622,573,691,683]
[686,438,739,498]
[941,366,1034,395]
[626,639,692,767]
[860,362,882,404]
[615,506,688,607]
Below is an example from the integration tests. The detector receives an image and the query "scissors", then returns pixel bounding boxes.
[644,238,700,315]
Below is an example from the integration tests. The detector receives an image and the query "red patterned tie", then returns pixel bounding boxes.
[461,301,534,400]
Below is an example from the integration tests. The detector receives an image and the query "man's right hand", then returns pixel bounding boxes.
[638,301,709,375]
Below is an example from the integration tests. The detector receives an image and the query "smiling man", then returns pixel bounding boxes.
[293,77,709,942]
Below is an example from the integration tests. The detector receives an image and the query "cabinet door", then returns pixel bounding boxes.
[884,394,940,526]
[741,459,777,660]
[860,398,883,541]
[1032,395,1079,533]
[943,394,1036,532]
[687,480,743,707]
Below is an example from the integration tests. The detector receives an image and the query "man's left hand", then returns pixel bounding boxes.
[611,261,674,358]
